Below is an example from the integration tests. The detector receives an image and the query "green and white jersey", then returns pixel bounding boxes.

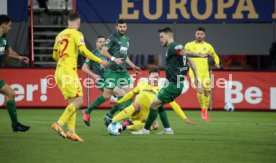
[0,35,9,67]
[85,48,106,77]
[165,41,188,83]
[104,32,130,72]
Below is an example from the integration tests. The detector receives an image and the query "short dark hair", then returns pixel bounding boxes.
[158,27,173,33]
[196,27,206,33]
[96,35,104,39]
[0,15,11,26]
[117,19,126,24]
[148,65,160,74]
[68,12,80,21]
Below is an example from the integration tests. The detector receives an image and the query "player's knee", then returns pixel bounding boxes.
[6,90,15,100]
[75,98,83,109]
[103,91,112,99]
[204,91,210,97]
[133,103,141,111]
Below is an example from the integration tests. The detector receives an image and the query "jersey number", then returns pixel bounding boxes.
[59,38,69,58]
[183,56,187,66]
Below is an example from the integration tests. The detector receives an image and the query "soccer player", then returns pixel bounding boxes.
[132,27,199,135]
[81,36,125,126]
[184,27,220,121]
[51,13,109,142]
[110,66,194,132]
[83,19,140,126]
[0,14,30,132]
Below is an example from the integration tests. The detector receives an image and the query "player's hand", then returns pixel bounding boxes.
[19,56,29,64]
[133,66,141,74]
[101,60,109,68]
[184,118,195,125]
[92,74,101,80]
[199,53,208,58]
[114,58,123,65]
[215,64,220,69]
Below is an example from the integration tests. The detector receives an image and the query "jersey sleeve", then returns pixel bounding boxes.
[133,82,146,94]
[52,37,59,62]
[104,35,114,49]
[74,31,86,48]
[184,43,190,52]
[168,44,183,56]
[209,44,220,65]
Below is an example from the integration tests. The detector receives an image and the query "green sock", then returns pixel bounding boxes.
[6,100,18,127]
[86,95,106,114]
[144,108,158,130]
[158,106,170,128]
[107,96,123,117]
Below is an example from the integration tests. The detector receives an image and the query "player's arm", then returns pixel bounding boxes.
[169,101,187,120]
[116,85,141,104]
[169,101,194,125]
[183,43,207,58]
[52,38,59,62]
[209,45,220,69]
[82,59,101,79]
[126,56,141,74]
[75,32,108,67]
[101,37,123,65]
[7,48,29,64]
[187,57,199,85]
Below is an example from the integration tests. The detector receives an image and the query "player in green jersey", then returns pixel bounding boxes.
[0,15,30,132]
[82,36,125,126]
[132,27,200,135]
[83,19,140,126]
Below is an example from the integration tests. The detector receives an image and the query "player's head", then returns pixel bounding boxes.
[0,15,12,34]
[68,12,80,30]
[96,36,105,50]
[195,27,206,42]
[148,65,160,86]
[158,27,174,47]
[116,19,127,35]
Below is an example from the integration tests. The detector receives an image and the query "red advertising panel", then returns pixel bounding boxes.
[0,69,275,110]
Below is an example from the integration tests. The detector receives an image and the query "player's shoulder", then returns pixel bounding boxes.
[186,40,196,45]
[137,81,148,88]
[203,41,213,47]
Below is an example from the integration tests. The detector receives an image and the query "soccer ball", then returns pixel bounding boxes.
[107,122,123,136]
[224,102,235,111]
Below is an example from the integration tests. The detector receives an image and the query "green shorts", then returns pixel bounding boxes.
[0,79,6,89]
[95,78,104,92]
[158,82,184,104]
[104,71,132,90]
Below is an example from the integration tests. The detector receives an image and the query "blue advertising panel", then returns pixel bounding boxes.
[77,0,276,23]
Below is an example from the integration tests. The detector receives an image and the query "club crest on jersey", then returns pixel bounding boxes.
[105,39,111,44]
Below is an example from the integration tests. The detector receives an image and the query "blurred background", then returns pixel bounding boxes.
[2,0,276,70]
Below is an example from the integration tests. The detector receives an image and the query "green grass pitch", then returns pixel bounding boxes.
[0,109,275,163]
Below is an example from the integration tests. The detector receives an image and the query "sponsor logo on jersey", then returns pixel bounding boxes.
[0,47,5,53]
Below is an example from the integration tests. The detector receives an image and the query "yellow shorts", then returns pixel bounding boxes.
[189,71,211,91]
[55,67,83,100]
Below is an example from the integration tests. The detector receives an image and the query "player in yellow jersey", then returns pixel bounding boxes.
[184,27,220,121]
[51,13,109,142]
[110,66,194,133]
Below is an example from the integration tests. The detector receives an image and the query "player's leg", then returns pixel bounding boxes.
[104,86,126,120]
[83,70,116,124]
[132,82,184,135]
[201,74,211,121]
[112,102,140,122]
[83,87,113,126]
[66,97,83,142]
[0,81,30,132]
